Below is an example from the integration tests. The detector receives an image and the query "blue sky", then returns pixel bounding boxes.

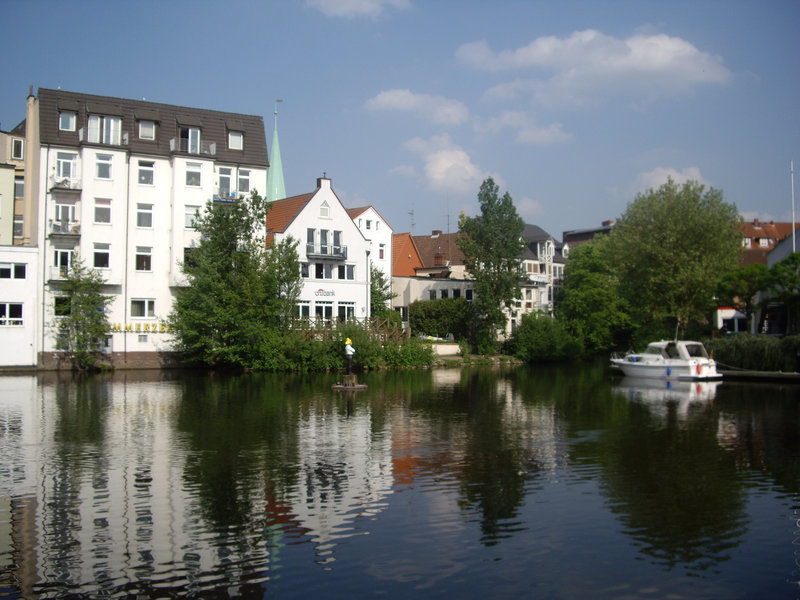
[2,0,798,240]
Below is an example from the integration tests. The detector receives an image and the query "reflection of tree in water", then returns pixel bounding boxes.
[598,400,746,572]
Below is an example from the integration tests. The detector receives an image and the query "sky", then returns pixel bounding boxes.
[2,0,799,240]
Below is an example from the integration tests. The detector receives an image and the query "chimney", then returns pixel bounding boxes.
[602,220,614,227]
[317,175,331,190]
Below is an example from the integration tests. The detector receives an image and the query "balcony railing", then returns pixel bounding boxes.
[49,265,70,281]
[49,175,82,191]
[49,220,81,236]
[169,138,216,155]
[306,244,347,259]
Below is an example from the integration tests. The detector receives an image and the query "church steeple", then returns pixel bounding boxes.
[266,99,286,202]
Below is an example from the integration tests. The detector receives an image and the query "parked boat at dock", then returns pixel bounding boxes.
[610,340,722,380]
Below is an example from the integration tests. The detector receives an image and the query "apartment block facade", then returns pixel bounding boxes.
[32,89,268,367]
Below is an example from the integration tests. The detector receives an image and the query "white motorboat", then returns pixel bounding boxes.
[610,340,722,380]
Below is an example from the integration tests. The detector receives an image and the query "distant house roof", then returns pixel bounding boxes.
[346,205,393,230]
[522,224,566,264]
[37,88,268,167]
[392,233,423,277]
[562,220,615,247]
[412,230,466,268]
[738,219,800,266]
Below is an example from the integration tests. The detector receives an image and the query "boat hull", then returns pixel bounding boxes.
[611,359,722,380]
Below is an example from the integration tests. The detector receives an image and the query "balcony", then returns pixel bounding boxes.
[169,138,216,156]
[49,175,82,192]
[49,265,70,281]
[527,272,549,284]
[306,244,347,260]
[49,220,81,237]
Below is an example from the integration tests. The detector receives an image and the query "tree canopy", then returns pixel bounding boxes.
[604,178,740,335]
[457,178,526,352]
[167,191,302,367]
[54,257,111,370]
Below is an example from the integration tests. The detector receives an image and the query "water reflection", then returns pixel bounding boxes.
[0,367,797,598]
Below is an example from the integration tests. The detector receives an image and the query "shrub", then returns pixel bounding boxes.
[705,334,800,372]
[383,337,434,368]
[507,313,583,363]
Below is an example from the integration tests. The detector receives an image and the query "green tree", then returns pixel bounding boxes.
[605,178,740,336]
[716,263,770,334]
[54,257,111,370]
[457,178,526,353]
[409,297,472,340]
[370,264,396,318]
[765,252,800,335]
[167,191,302,368]
[557,237,632,353]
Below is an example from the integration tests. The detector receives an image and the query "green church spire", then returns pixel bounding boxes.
[266,99,286,202]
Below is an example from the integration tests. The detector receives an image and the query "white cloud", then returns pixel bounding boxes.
[458,29,731,106]
[365,89,469,126]
[632,166,709,194]
[516,196,545,221]
[404,134,494,195]
[484,110,571,144]
[305,0,410,19]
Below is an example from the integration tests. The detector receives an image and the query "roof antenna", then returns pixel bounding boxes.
[408,201,416,233]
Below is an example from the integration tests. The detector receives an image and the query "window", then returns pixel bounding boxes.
[93,243,110,269]
[135,246,152,271]
[320,201,330,218]
[440,289,448,299]
[57,152,77,179]
[218,167,232,197]
[137,203,153,228]
[379,243,385,259]
[88,115,121,145]
[453,289,461,299]
[466,289,474,301]
[59,111,76,131]
[13,216,23,238]
[14,176,23,198]
[238,169,250,194]
[345,265,354,280]
[0,264,26,279]
[315,263,324,278]
[131,299,155,318]
[0,303,23,326]
[183,247,197,269]
[307,228,315,254]
[301,263,309,278]
[54,296,71,316]
[297,302,310,318]
[759,238,770,248]
[96,154,112,179]
[228,130,243,150]
[94,198,111,224]
[366,220,372,230]
[338,263,356,281]
[742,238,751,249]
[429,290,436,300]
[54,249,72,277]
[186,162,201,186]
[179,126,201,153]
[11,138,23,160]
[138,160,154,185]
[320,230,329,254]
[55,199,76,223]
[185,205,200,229]
[139,120,156,140]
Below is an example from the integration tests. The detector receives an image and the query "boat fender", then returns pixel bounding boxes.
[696,364,701,375]
[667,366,671,376]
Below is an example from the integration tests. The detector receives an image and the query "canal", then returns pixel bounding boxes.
[0,363,798,599]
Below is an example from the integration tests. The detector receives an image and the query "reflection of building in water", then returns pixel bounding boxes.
[288,405,395,565]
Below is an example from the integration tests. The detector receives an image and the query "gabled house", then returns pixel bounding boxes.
[738,219,800,266]
[266,177,371,323]
[347,205,393,283]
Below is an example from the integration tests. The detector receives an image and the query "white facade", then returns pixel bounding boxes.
[351,206,393,282]
[0,245,39,366]
[272,179,372,322]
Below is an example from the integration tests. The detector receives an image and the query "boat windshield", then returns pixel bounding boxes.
[684,343,709,358]
[643,345,666,356]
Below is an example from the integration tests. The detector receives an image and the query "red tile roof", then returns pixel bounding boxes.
[392,233,423,276]
[265,193,312,247]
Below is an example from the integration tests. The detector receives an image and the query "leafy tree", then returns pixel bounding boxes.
[54,257,111,370]
[167,191,302,368]
[370,264,396,318]
[716,263,770,334]
[409,297,471,340]
[764,252,800,335]
[458,178,526,353]
[557,237,632,353]
[505,312,582,362]
[604,178,740,336]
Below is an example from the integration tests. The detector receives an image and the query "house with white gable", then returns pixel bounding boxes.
[347,205,393,300]
[266,177,371,323]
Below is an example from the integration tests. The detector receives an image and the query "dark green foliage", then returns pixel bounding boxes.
[383,337,435,367]
[505,312,583,363]
[765,253,800,335]
[409,297,472,340]
[604,178,740,336]
[370,264,396,318]
[54,257,111,371]
[717,263,770,335]
[167,191,302,368]
[557,238,632,354]
[458,177,526,353]
[705,334,800,372]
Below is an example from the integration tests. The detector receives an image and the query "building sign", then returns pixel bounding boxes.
[315,289,335,297]
[109,322,173,333]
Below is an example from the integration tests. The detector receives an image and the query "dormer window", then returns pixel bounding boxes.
[228,130,243,150]
[179,126,201,153]
[139,120,156,140]
[87,115,121,145]
[742,238,752,249]
[759,238,770,248]
[59,111,76,131]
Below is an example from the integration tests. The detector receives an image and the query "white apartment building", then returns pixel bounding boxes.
[32,89,268,367]
[348,205,393,310]
[266,178,371,323]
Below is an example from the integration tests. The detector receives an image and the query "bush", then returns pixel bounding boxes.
[383,338,434,368]
[506,313,583,363]
[409,298,471,340]
[705,334,800,372]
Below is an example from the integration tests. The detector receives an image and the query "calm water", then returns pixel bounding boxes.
[0,363,798,599]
